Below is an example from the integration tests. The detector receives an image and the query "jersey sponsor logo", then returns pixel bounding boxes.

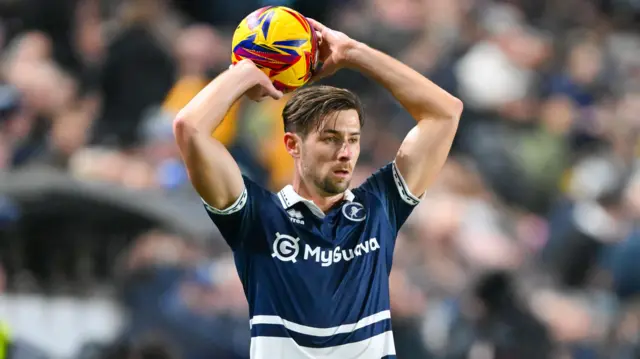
[342,202,366,222]
[271,233,380,267]
[272,233,301,263]
[304,238,380,267]
[287,209,305,225]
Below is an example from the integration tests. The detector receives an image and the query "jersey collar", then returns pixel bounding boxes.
[277,185,355,218]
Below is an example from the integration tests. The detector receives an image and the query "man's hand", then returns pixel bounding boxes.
[232,59,284,102]
[310,21,463,197]
[307,18,357,82]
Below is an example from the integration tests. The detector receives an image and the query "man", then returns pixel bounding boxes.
[174,18,462,359]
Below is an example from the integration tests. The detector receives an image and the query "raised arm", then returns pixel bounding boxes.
[173,60,282,210]
[309,20,463,197]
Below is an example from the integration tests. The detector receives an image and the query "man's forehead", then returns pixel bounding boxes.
[317,110,361,134]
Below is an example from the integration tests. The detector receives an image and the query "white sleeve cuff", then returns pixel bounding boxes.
[202,188,248,215]
[391,161,422,206]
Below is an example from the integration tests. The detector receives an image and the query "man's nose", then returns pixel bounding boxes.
[337,143,352,161]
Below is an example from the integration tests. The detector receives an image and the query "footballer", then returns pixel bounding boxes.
[173,18,463,359]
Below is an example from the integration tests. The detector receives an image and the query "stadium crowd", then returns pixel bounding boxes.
[1,0,640,358]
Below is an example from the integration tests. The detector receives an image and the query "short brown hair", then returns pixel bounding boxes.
[282,85,364,136]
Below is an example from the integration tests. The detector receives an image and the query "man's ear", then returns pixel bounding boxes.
[284,132,301,158]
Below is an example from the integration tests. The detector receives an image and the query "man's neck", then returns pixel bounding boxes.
[291,179,344,213]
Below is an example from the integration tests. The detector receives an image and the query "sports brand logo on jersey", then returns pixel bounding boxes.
[342,202,366,222]
[271,233,380,267]
[287,209,305,225]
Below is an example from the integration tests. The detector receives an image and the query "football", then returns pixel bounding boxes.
[231,6,319,93]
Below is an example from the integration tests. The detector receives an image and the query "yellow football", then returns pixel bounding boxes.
[231,6,319,93]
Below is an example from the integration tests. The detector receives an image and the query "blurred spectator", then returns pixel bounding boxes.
[91,0,177,148]
[161,24,238,148]
[1,0,640,358]
[444,272,554,359]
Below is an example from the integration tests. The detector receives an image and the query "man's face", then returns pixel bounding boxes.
[300,109,361,195]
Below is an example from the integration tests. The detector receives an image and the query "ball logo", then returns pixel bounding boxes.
[272,232,300,263]
[342,202,366,222]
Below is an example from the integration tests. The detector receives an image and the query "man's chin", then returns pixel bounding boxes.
[323,180,351,195]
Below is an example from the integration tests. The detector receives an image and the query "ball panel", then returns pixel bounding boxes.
[247,6,273,33]
[281,8,311,35]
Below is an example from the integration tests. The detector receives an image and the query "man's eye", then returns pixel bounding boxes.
[349,138,359,144]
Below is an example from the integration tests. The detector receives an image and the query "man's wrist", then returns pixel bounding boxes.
[231,64,261,84]
[342,40,367,69]
[226,64,262,95]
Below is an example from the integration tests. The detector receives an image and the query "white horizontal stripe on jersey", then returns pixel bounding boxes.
[250,330,396,359]
[249,310,391,337]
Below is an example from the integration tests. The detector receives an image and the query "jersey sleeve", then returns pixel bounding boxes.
[201,175,266,250]
[356,161,423,234]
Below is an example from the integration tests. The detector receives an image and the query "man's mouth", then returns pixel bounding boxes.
[333,169,350,178]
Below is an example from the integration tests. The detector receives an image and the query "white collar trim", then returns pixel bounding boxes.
[277,185,355,218]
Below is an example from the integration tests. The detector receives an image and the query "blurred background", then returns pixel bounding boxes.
[0,0,640,358]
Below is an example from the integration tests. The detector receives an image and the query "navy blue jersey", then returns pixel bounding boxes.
[202,162,421,359]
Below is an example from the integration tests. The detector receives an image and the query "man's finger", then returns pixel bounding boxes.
[309,74,328,85]
[307,18,326,32]
[265,85,284,100]
[308,67,333,84]
[315,31,323,45]
[269,89,284,100]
